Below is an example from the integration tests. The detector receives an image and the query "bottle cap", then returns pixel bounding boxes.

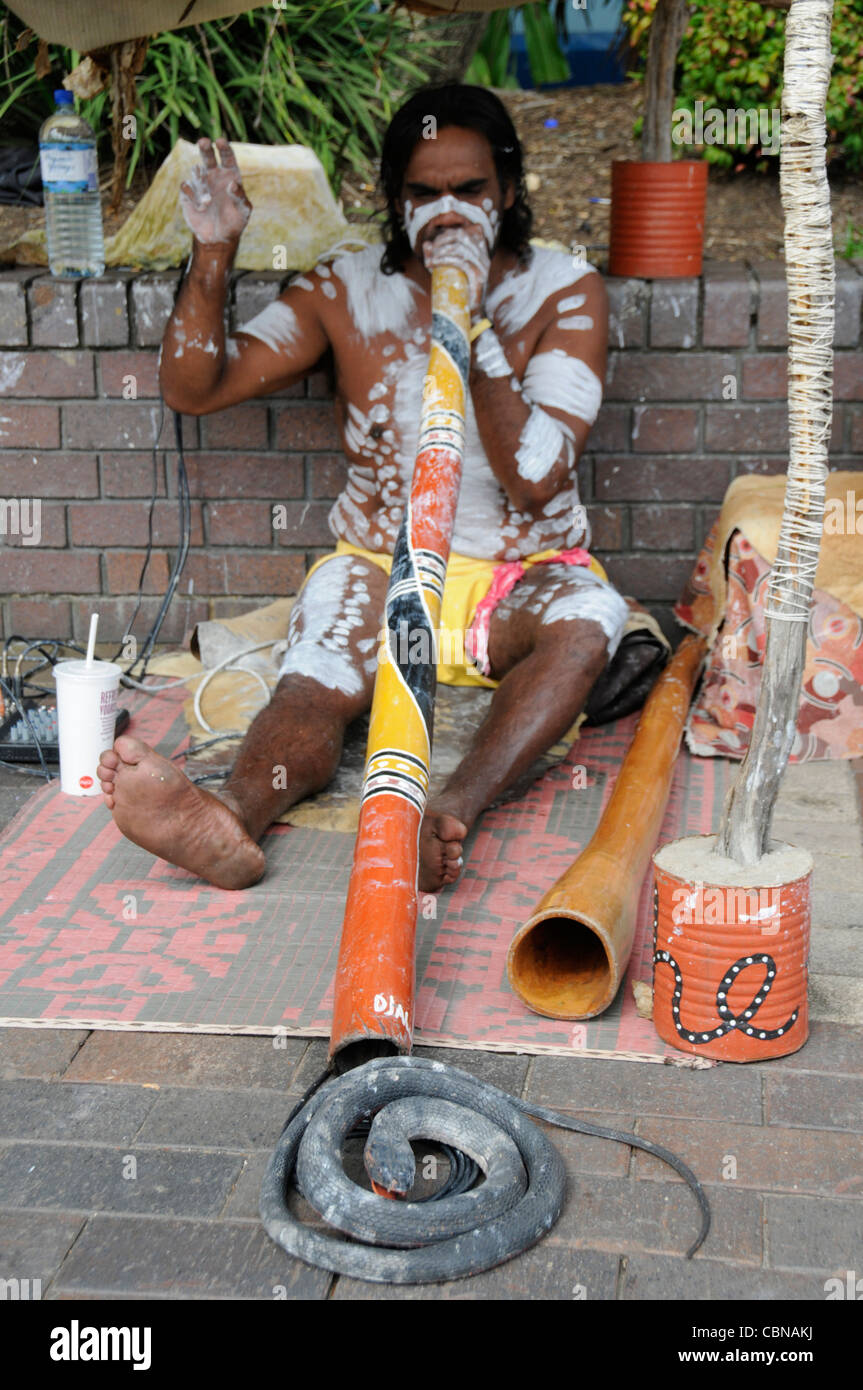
[54,90,74,104]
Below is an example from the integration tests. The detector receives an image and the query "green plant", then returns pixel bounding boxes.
[839,222,863,260]
[522,3,570,86]
[466,2,569,89]
[0,2,449,193]
[467,12,520,89]
[621,0,863,171]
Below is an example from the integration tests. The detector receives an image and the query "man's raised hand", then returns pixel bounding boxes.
[179,137,252,248]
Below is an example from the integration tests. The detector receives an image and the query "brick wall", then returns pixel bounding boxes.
[0,259,861,649]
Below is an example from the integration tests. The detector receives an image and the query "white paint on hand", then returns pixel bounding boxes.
[179,162,250,244]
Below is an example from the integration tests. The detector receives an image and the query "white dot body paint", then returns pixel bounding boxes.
[277,559,373,695]
[291,275,314,292]
[559,316,594,331]
[486,246,596,335]
[236,300,300,354]
[403,195,496,252]
[326,246,601,559]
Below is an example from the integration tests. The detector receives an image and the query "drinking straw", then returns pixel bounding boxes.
[85,613,99,669]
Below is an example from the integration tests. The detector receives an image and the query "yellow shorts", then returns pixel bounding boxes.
[304,540,611,689]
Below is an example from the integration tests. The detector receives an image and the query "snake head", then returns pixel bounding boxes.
[364,1126,415,1200]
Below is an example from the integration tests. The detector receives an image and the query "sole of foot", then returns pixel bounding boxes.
[98,734,266,891]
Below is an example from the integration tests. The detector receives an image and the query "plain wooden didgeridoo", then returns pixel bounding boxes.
[507,632,707,1020]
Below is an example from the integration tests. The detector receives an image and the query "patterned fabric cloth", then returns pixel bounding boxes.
[676,522,863,761]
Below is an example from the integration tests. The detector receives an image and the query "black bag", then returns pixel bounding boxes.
[583,624,670,726]
[0,145,43,206]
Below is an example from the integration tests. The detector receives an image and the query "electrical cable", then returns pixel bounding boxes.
[112,407,192,687]
[192,642,281,734]
[170,733,244,760]
[117,668,202,693]
[3,398,279,752]
[0,761,54,778]
[110,400,165,675]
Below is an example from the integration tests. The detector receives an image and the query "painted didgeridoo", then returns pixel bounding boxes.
[329,264,470,1066]
[507,632,707,1020]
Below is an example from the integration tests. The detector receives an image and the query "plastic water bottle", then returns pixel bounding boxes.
[39,89,105,277]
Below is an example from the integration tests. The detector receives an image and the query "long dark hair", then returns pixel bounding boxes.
[378,83,533,276]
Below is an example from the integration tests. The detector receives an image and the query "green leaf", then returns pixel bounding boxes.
[523,3,569,87]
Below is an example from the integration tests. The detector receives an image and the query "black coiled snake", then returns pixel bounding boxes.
[260,1056,710,1284]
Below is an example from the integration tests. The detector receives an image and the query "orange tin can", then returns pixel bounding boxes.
[652,834,812,1062]
[609,160,708,278]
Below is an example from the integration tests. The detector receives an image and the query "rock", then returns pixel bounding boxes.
[632,980,654,1019]
[103,139,362,272]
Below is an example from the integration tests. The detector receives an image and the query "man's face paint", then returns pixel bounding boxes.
[403,194,500,254]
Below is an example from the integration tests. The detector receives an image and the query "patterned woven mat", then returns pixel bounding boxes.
[0,688,734,1059]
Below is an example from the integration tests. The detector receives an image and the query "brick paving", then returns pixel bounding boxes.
[0,760,860,1301]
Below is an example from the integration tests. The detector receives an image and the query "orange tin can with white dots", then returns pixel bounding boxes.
[651,834,812,1063]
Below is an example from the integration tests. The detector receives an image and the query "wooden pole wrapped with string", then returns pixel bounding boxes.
[329,263,471,1067]
[651,0,835,1063]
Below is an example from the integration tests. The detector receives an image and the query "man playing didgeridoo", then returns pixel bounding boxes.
[98,85,629,893]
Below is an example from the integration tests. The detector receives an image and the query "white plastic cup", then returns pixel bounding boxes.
[55,659,122,796]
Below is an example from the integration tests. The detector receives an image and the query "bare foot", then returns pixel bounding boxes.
[98,735,266,890]
[419,808,468,893]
